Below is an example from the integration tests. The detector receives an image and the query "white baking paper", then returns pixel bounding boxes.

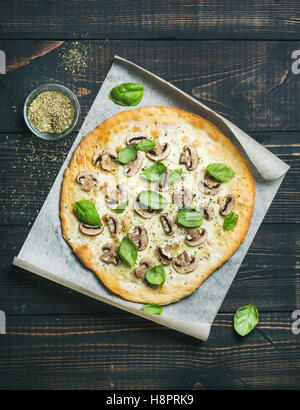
[13,56,289,341]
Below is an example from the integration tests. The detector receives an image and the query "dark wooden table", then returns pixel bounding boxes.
[1,1,300,390]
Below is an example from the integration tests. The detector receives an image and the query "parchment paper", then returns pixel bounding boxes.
[13,56,289,341]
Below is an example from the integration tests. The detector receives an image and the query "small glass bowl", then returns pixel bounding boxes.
[24,83,80,140]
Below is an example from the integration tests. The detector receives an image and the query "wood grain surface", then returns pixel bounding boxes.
[1,1,300,40]
[0,0,299,390]
[1,40,300,132]
[0,313,298,389]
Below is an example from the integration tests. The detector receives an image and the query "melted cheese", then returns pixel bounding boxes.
[70,122,235,285]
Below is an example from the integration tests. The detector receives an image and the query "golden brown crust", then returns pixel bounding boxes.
[60,106,255,305]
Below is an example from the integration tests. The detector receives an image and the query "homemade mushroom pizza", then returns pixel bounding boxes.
[60,107,255,305]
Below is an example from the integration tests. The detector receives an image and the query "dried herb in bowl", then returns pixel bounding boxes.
[28,91,74,134]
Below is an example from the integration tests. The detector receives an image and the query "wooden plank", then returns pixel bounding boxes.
[0,133,74,226]
[1,40,300,133]
[0,312,298,389]
[1,223,298,315]
[223,223,299,312]
[0,313,244,390]
[255,312,300,370]
[209,312,300,389]
[0,132,298,226]
[1,1,300,40]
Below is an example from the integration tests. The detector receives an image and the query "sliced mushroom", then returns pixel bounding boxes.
[104,214,121,237]
[157,170,170,192]
[128,226,148,251]
[124,152,143,177]
[79,223,104,236]
[218,195,236,216]
[199,173,221,195]
[134,258,155,280]
[155,244,173,265]
[126,132,149,145]
[93,148,117,172]
[200,203,215,221]
[185,227,207,247]
[180,145,199,171]
[77,172,101,192]
[160,213,176,235]
[133,200,156,219]
[105,184,127,210]
[100,242,121,265]
[172,251,198,273]
[146,139,171,161]
[173,186,193,209]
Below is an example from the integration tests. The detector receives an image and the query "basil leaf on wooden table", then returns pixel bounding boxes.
[142,304,163,315]
[136,139,155,152]
[138,190,168,210]
[177,206,204,228]
[73,200,102,226]
[109,83,144,106]
[145,265,166,286]
[117,145,138,164]
[234,304,259,336]
[168,168,183,185]
[223,211,238,231]
[118,236,137,267]
[206,163,235,182]
[142,162,167,182]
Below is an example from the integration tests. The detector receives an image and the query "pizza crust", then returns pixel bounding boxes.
[60,106,255,305]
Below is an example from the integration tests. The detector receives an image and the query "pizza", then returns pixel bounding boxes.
[60,107,255,305]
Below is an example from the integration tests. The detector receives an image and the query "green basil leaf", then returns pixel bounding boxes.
[234,304,259,336]
[118,236,137,267]
[177,206,204,228]
[145,265,166,286]
[206,163,235,182]
[136,139,155,152]
[112,200,128,214]
[73,200,102,226]
[142,304,163,315]
[223,212,238,231]
[109,83,144,106]
[168,168,183,185]
[142,162,167,182]
[117,145,138,164]
[138,190,168,210]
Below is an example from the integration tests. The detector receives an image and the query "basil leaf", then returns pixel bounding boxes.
[145,265,166,286]
[136,139,155,152]
[109,83,144,106]
[206,163,235,182]
[117,145,138,164]
[168,168,183,185]
[112,200,128,214]
[142,304,163,315]
[73,200,102,226]
[138,190,168,210]
[177,206,204,228]
[142,162,167,182]
[118,236,137,267]
[234,304,259,336]
[223,212,238,231]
